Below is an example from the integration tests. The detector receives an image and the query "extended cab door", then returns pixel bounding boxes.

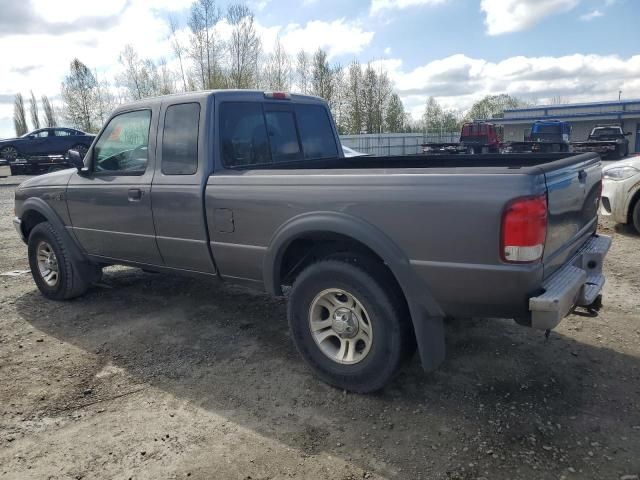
[66,108,163,265]
[150,99,215,273]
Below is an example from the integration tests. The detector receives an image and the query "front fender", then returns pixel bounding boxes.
[17,197,87,264]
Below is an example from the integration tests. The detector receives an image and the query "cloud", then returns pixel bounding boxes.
[376,53,640,119]
[278,19,374,58]
[481,0,580,35]
[370,0,447,14]
[580,9,604,21]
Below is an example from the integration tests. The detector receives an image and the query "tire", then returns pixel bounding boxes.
[288,257,414,393]
[27,222,99,300]
[71,144,88,158]
[0,145,18,161]
[631,199,640,234]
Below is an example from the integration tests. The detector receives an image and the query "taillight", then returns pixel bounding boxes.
[501,195,547,263]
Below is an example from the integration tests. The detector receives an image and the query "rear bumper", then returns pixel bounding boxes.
[529,234,611,330]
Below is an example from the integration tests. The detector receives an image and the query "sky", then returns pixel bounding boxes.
[0,0,639,138]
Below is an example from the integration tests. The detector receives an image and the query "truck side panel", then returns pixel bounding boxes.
[204,169,545,318]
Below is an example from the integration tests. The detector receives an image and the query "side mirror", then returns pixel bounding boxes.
[67,149,87,173]
[625,132,632,136]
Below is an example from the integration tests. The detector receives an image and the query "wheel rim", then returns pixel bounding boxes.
[1,146,18,161]
[308,288,373,365]
[36,241,59,287]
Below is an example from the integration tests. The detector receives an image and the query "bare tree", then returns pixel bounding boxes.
[41,95,57,127]
[13,93,29,136]
[158,58,177,95]
[227,4,261,89]
[61,58,99,132]
[330,64,347,134]
[361,64,377,134]
[385,93,405,133]
[345,61,363,134]
[374,69,392,134]
[117,45,162,100]
[94,70,118,126]
[29,91,40,130]
[263,37,292,91]
[310,49,333,101]
[295,49,311,94]
[168,14,188,91]
[188,0,223,89]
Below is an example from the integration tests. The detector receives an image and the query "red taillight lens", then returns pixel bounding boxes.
[264,91,291,100]
[501,195,547,263]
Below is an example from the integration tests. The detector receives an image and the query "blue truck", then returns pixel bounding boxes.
[506,120,572,153]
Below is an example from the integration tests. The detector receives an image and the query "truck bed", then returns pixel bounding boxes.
[227,152,595,172]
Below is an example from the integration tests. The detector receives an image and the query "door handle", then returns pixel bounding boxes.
[128,188,143,201]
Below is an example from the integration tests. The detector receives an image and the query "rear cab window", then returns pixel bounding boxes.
[220,101,338,168]
[162,103,200,175]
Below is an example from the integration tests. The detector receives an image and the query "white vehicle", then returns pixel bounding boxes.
[600,156,640,232]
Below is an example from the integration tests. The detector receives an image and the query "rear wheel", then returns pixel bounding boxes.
[28,222,100,300]
[288,257,414,393]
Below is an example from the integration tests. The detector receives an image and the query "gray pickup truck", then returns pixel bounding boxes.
[13,91,610,392]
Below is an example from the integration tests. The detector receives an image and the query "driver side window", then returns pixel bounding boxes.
[94,110,151,174]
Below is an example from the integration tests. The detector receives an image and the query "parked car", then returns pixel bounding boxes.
[341,145,369,157]
[422,121,501,154]
[571,124,631,159]
[0,159,11,178]
[13,91,610,393]
[0,128,95,174]
[600,156,640,232]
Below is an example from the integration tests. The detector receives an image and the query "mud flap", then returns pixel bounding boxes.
[412,312,445,372]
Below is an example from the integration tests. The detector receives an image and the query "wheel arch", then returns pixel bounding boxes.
[264,211,446,371]
[18,197,87,264]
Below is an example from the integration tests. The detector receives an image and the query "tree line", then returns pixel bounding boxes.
[11,0,530,137]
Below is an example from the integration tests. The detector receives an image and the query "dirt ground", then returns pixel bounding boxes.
[0,174,639,480]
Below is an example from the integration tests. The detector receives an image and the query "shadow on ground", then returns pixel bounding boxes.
[15,268,640,479]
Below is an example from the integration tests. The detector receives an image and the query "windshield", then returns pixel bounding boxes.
[592,127,622,136]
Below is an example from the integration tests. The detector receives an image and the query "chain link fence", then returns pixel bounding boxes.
[340,133,460,156]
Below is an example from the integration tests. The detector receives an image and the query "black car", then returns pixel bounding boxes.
[0,128,95,174]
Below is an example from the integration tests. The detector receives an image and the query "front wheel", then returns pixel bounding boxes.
[288,257,414,393]
[28,222,100,300]
[71,144,88,159]
[631,199,640,234]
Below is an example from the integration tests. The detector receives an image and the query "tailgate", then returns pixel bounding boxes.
[542,153,602,279]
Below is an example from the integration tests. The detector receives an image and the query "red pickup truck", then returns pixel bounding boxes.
[422,121,501,154]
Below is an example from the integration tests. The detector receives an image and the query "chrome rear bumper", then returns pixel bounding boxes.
[529,234,611,330]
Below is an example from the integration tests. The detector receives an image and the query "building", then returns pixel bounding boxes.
[499,99,640,153]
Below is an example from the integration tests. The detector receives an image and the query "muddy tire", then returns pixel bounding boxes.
[288,257,414,393]
[27,222,99,300]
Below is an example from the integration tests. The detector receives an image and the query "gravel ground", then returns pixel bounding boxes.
[0,174,639,480]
